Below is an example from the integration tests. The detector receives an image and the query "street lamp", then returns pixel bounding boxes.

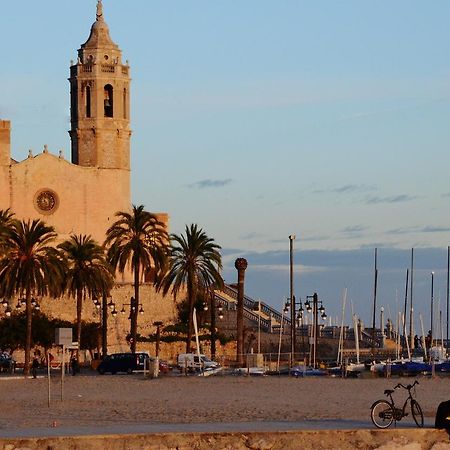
[1,300,13,318]
[284,295,312,365]
[92,294,117,358]
[253,300,262,354]
[305,293,326,368]
[431,271,435,346]
[121,297,137,319]
[93,296,117,316]
[9,296,41,312]
[288,235,296,360]
[153,321,163,358]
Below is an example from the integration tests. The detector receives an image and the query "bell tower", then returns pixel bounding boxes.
[69,0,131,169]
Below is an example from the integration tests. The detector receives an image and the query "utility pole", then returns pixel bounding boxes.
[235,258,248,366]
[289,235,296,362]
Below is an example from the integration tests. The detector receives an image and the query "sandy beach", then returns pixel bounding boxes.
[0,374,448,432]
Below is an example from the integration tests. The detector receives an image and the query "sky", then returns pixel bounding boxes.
[1,1,450,332]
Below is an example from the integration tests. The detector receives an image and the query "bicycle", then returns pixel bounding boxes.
[370,380,424,429]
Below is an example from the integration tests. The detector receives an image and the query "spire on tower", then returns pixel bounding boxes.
[96,1,104,21]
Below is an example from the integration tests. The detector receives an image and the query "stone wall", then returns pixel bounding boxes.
[0,428,449,450]
[33,283,180,357]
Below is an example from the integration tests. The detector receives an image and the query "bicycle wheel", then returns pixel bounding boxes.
[411,400,424,427]
[371,400,394,429]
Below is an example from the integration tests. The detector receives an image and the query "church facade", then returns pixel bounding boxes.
[0,1,168,247]
[0,2,176,353]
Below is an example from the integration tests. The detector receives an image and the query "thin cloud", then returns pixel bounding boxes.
[240,232,265,240]
[365,194,417,204]
[441,193,450,198]
[313,184,376,195]
[389,225,450,235]
[188,178,232,189]
[341,225,368,234]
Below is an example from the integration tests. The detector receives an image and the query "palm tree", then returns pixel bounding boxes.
[0,219,65,374]
[157,224,223,353]
[104,205,168,353]
[0,209,14,245]
[58,234,114,361]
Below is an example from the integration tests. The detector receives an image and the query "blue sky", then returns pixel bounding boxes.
[1,1,450,331]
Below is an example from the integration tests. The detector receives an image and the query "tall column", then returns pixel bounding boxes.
[289,235,296,361]
[235,258,248,366]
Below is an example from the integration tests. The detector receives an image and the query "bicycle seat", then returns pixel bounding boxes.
[384,389,394,396]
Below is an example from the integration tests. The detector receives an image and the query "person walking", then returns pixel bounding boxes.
[31,356,39,379]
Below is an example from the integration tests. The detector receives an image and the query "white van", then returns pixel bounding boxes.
[177,353,219,371]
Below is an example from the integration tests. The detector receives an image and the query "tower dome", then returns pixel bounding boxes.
[82,1,118,50]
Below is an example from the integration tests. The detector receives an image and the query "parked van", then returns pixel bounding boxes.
[177,353,219,371]
[97,352,150,375]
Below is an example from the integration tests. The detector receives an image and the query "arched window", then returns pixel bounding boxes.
[123,88,127,119]
[86,86,91,118]
[104,84,113,117]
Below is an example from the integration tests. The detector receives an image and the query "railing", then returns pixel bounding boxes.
[82,64,93,73]
[101,64,115,73]
[242,308,271,332]
[215,284,291,333]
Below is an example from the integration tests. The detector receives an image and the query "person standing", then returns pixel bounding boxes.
[31,356,39,379]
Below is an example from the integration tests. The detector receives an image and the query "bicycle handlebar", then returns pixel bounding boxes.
[394,380,419,391]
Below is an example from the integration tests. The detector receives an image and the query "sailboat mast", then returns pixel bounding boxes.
[409,248,414,350]
[447,246,449,347]
[403,269,409,356]
[371,248,378,353]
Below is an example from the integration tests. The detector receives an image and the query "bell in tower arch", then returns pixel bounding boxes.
[104,84,113,117]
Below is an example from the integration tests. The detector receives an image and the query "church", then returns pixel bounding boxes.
[0,1,176,351]
[1,1,168,247]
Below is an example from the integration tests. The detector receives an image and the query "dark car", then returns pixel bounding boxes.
[0,354,15,373]
[97,352,150,375]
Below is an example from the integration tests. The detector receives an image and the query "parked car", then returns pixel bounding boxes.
[177,353,219,371]
[97,352,150,375]
[0,353,15,373]
[158,359,171,374]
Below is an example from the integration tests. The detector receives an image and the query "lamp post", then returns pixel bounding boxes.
[431,271,435,346]
[153,321,163,358]
[3,296,41,314]
[92,295,117,358]
[253,300,261,354]
[288,235,296,361]
[120,297,144,318]
[305,293,327,368]
[203,292,224,360]
[1,299,12,318]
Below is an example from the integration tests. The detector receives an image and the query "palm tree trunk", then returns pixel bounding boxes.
[186,274,196,353]
[24,289,32,376]
[76,290,83,362]
[130,261,140,353]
